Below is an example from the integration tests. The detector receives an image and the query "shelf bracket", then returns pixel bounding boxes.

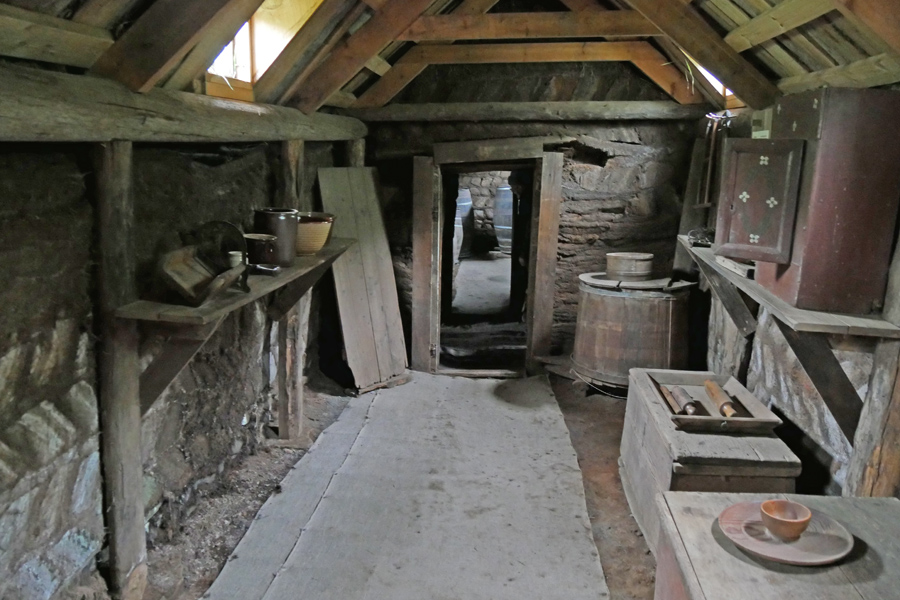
[138,318,225,415]
[775,318,863,443]
[692,251,758,337]
[267,258,342,321]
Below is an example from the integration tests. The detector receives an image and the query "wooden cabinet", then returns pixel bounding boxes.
[714,139,804,264]
[716,88,900,314]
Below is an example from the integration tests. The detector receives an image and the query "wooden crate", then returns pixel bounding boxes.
[620,369,801,554]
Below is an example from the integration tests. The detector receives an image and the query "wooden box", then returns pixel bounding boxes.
[619,369,801,554]
[754,88,900,314]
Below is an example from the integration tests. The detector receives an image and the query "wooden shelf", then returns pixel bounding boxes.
[117,238,355,325]
[678,235,900,339]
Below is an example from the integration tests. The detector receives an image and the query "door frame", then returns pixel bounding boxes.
[411,138,563,374]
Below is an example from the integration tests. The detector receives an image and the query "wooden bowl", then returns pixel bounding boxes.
[760,499,812,542]
[296,212,334,255]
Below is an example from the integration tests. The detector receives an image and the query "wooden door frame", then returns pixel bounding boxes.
[411,138,563,374]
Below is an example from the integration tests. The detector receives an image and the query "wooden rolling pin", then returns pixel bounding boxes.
[657,384,682,414]
[669,386,699,416]
[704,379,738,418]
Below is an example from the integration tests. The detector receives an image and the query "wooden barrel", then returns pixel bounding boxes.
[572,280,689,387]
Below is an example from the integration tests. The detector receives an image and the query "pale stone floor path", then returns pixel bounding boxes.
[205,372,609,600]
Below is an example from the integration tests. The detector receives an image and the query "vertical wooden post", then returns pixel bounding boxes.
[280,139,305,208]
[276,139,309,441]
[346,138,366,167]
[95,141,147,599]
[525,152,563,373]
[411,156,442,372]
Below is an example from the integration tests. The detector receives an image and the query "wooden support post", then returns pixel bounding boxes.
[345,138,366,167]
[277,295,311,441]
[95,141,147,600]
[411,156,442,372]
[279,140,305,208]
[774,319,863,443]
[526,153,563,373]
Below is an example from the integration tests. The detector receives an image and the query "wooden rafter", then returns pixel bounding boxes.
[725,0,836,52]
[292,0,439,113]
[0,4,113,68]
[779,52,900,93]
[72,0,142,29]
[625,0,780,108]
[90,0,251,93]
[162,0,265,91]
[344,101,711,121]
[253,0,359,105]
[398,11,660,42]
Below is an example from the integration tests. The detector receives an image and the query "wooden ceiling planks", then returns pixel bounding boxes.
[71,0,142,29]
[833,0,900,57]
[89,0,252,92]
[291,0,439,113]
[724,0,834,52]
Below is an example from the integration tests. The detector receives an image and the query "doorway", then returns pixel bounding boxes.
[439,168,534,371]
[410,142,563,376]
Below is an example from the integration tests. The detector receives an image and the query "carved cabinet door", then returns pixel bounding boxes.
[714,138,805,264]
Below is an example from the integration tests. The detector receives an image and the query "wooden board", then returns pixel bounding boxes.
[411,157,442,373]
[319,168,407,390]
[117,240,353,325]
[0,3,113,68]
[658,492,900,600]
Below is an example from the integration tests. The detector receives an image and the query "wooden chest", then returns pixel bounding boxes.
[619,369,801,553]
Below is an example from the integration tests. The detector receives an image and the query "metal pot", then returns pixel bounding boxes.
[244,233,278,265]
[254,208,299,267]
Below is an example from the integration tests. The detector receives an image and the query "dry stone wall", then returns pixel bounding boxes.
[0,142,335,598]
[458,171,510,243]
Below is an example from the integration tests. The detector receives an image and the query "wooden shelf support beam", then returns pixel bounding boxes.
[693,256,758,338]
[774,319,864,444]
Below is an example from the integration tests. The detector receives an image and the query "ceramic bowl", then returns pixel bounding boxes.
[296,212,334,255]
[760,499,812,542]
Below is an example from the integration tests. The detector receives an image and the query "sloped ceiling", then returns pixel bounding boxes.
[1,0,899,112]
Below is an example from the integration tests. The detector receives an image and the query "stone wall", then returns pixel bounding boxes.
[707,304,875,493]
[0,142,335,598]
[0,145,103,600]
[458,170,510,243]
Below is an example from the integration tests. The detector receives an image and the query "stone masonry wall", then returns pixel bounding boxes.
[0,142,334,599]
[707,304,874,493]
[0,145,103,600]
[458,171,510,241]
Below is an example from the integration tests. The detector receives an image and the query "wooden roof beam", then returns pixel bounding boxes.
[89,0,253,93]
[834,0,900,57]
[779,52,900,93]
[354,42,704,107]
[162,0,265,91]
[292,0,440,114]
[624,0,780,108]
[398,11,660,42]
[0,4,113,68]
[0,63,366,142]
[725,0,836,52]
[344,101,711,121]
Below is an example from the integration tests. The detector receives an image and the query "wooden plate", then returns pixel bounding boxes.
[718,501,854,566]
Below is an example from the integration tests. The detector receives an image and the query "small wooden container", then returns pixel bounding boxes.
[606,252,653,281]
[619,368,801,554]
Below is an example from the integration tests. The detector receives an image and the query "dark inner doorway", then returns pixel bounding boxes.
[439,167,533,371]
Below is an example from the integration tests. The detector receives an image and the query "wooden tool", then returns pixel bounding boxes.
[704,379,738,417]
[656,382,681,414]
[670,386,699,416]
